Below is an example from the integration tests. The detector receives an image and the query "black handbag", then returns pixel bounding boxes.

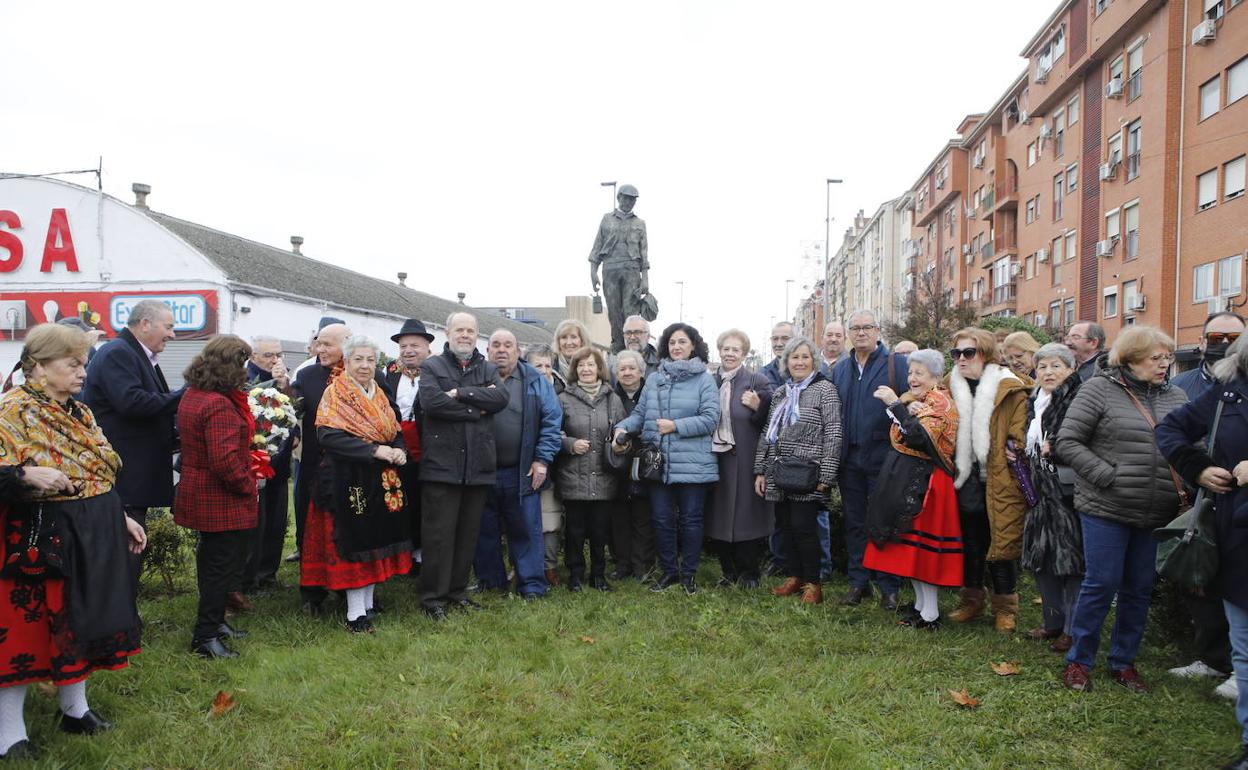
[773,457,820,494]
[956,462,987,514]
[2,503,65,579]
[631,443,664,482]
[1153,399,1223,591]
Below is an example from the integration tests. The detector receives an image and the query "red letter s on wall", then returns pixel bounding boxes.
[0,210,23,273]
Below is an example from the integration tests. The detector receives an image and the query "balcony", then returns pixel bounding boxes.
[980,242,996,262]
[993,174,1018,212]
[994,234,1018,256]
[978,189,995,219]
[990,280,1018,307]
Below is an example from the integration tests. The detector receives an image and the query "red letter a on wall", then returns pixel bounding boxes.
[41,208,79,272]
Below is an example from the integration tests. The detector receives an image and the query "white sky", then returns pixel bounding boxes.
[3,0,1055,354]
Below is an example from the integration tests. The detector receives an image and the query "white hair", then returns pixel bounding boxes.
[614,349,646,373]
[126,299,171,328]
[250,334,281,347]
[908,349,945,379]
[342,334,381,361]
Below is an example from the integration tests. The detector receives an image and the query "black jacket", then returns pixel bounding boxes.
[417,347,509,486]
[80,328,182,508]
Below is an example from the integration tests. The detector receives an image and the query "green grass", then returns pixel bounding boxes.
[11,554,1240,769]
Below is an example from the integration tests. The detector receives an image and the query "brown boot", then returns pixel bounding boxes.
[947,588,986,623]
[992,593,1020,634]
[544,569,561,587]
[225,591,254,612]
[772,576,803,597]
[800,582,823,604]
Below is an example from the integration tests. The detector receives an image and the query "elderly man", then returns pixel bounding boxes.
[385,319,435,572]
[243,335,293,592]
[829,309,909,609]
[472,329,562,600]
[81,299,182,568]
[893,340,919,355]
[419,312,510,620]
[622,315,660,375]
[1066,321,1107,382]
[820,320,846,376]
[761,322,794,389]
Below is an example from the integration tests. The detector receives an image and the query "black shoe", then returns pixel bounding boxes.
[682,578,697,596]
[217,622,248,640]
[762,561,785,578]
[738,577,760,589]
[840,585,871,606]
[520,592,542,602]
[191,637,239,660]
[284,550,301,563]
[715,576,736,588]
[454,598,483,612]
[422,605,449,622]
[346,616,374,634]
[1222,744,1248,770]
[590,577,613,592]
[1,739,36,759]
[365,599,385,621]
[650,573,680,592]
[609,569,632,581]
[301,600,324,617]
[880,592,899,611]
[58,709,113,735]
[914,616,941,631]
[568,577,584,593]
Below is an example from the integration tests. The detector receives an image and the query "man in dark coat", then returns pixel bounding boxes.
[1066,321,1107,382]
[383,318,435,573]
[243,335,293,591]
[622,315,660,376]
[81,299,182,543]
[760,321,794,389]
[830,310,909,609]
[418,312,509,620]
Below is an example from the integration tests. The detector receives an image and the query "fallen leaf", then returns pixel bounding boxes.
[210,690,236,717]
[579,635,596,645]
[948,689,981,709]
[991,661,1021,676]
[398,673,406,683]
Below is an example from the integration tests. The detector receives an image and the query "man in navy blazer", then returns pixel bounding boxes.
[81,299,183,542]
[829,309,908,609]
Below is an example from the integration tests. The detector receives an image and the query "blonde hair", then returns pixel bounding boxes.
[1108,326,1176,367]
[716,328,751,352]
[1002,331,1041,354]
[20,323,90,377]
[950,327,998,363]
[552,318,591,353]
[568,346,609,383]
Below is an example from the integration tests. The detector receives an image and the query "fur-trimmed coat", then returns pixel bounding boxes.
[948,364,1030,561]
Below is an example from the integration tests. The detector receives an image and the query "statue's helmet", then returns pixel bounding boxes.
[618,184,640,198]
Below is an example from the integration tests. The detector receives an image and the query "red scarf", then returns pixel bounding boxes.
[228,388,274,480]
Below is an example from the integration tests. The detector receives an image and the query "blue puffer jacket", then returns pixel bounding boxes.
[617,358,720,484]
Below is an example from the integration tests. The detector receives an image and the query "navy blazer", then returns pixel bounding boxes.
[829,342,909,475]
[81,327,183,508]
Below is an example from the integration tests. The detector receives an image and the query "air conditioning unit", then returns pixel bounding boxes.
[1010,262,1021,278]
[1037,248,1049,263]
[1192,19,1217,45]
[1110,149,1122,166]
[1128,294,1147,312]
[962,290,971,300]
[973,151,985,168]
[1035,57,1052,84]
[1019,110,1031,124]
[1096,239,1115,257]
[1039,124,1052,140]
[1099,162,1117,181]
[962,244,972,255]
[1106,78,1125,98]
[965,205,976,219]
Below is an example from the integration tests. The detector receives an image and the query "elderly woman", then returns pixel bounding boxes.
[754,337,842,604]
[1158,335,1248,766]
[1020,343,1084,652]
[615,323,719,595]
[175,335,263,659]
[552,319,592,392]
[1002,331,1041,382]
[610,349,655,581]
[557,348,628,591]
[303,335,412,633]
[862,349,961,628]
[707,329,774,588]
[946,327,1030,632]
[0,324,146,756]
[525,345,565,586]
[1057,326,1187,692]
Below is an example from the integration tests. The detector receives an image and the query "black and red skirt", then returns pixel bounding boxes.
[864,471,964,587]
[300,502,412,591]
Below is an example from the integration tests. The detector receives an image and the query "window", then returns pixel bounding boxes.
[1110,57,1124,87]
[1067,163,1079,193]
[1230,57,1248,106]
[1108,133,1123,167]
[1025,253,1036,279]
[1028,142,1037,167]
[1054,110,1065,156]
[1050,300,1062,324]
[1065,298,1076,326]
[1054,173,1064,219]
[1207,0,1225,20]
[1195,263,1216,301]
[1199,169,1219,211]
[973,187,981,209]
[1026,196,1037,224]
[1065,231,1078,263]
[1124,201,1140,258]
[1126,120,1142,181]
[1104,288,1119,319]
[1096,0,1109,15]
[1068,95,1080,125]
[1226,156,1246,200]
[1121,280,1139,314]
[1221,254,1244,296]
[1052,236,1064,285]
[1106,208,1121,240]
[1201,77,1221,121]
[1127,44,1144,101]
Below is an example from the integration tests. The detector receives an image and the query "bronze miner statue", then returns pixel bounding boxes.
[589,183,653,352]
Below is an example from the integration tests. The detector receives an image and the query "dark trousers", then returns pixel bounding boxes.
[838,462,900,592]
[648,482,710,580]
[193,529,250,643]
[714,538,765,582]
[244,478,288,588]
[402,464,421,553]
[960,489,990,588]
[564,500,612,581]
[421,482,489,610]
[473,466,546,595]
[776,500,823,584]
[1191,589,1234,673]
[1035,571,1082,636]
[294,467,312,552]
[611,494,656,576]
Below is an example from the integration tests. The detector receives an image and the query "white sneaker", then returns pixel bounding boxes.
[1216,677,1240,701]
[1168,660,1225,679]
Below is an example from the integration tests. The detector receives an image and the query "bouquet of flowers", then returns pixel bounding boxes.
[248,385,297,481]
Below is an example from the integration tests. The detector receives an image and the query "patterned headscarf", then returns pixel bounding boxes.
[316,370,399,444]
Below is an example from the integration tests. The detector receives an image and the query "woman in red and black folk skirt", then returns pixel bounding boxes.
[0,323,146,759]
[863,348,962,630]
[301,335,412,633]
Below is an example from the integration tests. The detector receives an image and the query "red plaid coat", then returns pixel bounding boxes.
[174,388,258,532]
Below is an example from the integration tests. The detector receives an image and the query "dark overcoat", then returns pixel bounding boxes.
[706,370,774,542]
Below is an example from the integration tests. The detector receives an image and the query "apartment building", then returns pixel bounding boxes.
[902,140,972,313]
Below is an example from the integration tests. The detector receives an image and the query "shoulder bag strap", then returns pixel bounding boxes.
[1124,388,1224,509]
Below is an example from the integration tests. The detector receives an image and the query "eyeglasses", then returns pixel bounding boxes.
[1206,332,1242,345]
[623,329,647,336]
[848,324,877,334]
[950,347,979,360]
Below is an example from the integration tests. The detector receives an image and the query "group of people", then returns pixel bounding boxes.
[2,297,1248,769]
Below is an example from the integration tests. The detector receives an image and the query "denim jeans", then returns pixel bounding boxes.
[472,466,546,595]
[648,482,710,580]
[1223,600,1248,744]
[1067,514,1157,671]
[838,463,900,593]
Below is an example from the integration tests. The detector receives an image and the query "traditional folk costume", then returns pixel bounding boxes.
[863,388,962,625]
[301,369,411,629]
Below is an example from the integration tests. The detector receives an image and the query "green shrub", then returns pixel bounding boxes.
[142,508,194,596]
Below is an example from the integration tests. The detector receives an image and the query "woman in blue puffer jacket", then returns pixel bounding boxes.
[615,323,720,595]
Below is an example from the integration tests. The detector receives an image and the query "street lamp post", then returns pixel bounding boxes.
[676,281,685,322]
[824,178,843,324]
[785,279,794,323]
[601,181,617,208]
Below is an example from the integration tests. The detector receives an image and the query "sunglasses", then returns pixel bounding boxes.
[950,347,979,360]
[1207,332,1242,345]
